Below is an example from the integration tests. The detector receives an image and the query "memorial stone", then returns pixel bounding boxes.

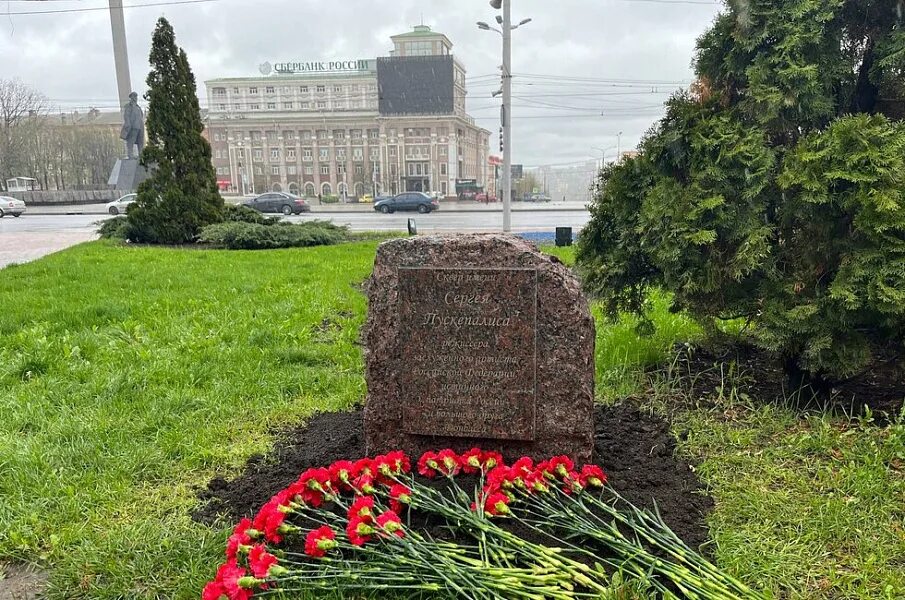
[363,234,595,463]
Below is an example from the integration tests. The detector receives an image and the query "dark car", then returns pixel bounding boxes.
[242,192,311,215]
[374,192,439,214]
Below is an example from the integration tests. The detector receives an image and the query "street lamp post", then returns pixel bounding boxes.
[479,1,531,233]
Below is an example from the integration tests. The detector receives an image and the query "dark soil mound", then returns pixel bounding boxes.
[193,404,714,551]
[673,343,905,416]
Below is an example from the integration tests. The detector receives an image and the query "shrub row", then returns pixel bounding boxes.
[197,220,347,250]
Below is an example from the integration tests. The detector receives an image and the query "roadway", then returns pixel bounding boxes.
[0,207,591,268]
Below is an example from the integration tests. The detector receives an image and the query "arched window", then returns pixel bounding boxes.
[354,182,365,197]
[272,182,282,192]
[337,182,348,196]
[288,182,299,195]
[321,182,332,196]
[304,182,316,197]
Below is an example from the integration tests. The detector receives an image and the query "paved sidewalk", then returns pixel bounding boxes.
[28,199,590,216]
[0,232,97,269]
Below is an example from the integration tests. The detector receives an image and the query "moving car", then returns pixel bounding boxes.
[242,192,311,215]
[374,192,439,214]
[106,193,137,215]
[523,192,552,203]
[0,196,26,218]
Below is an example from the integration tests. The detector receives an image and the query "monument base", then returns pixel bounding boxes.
[108,158,149,191]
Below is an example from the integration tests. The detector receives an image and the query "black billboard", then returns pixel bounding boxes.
[377,55,454,116]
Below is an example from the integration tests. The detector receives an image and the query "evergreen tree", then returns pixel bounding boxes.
[577,0,905,381]
[127,17,223,244]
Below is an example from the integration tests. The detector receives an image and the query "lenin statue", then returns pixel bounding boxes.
[120,92,145,160]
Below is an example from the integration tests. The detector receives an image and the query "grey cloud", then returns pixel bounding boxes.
[0,0,721,165]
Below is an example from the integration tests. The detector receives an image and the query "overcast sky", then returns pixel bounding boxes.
[0,0,722,166]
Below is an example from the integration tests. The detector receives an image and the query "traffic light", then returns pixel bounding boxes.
[499,127,504,152]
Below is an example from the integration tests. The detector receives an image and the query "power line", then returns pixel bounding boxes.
[2,0,218,15]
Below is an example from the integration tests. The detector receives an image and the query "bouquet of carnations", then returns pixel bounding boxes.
[203,448,762,599]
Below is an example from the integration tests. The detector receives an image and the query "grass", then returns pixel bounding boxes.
[0,241,902,599]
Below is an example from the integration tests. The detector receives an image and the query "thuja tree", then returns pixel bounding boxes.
[127,17,223,244]
[577,0,905,382]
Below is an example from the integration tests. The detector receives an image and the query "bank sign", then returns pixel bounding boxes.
[259,60,373,75]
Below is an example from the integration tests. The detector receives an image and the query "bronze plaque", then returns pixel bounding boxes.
[397,267,537,440]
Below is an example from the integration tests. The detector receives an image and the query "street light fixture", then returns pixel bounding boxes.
[480,0,531,233]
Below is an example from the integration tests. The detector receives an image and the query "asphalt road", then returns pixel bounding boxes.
[0,208,591,268]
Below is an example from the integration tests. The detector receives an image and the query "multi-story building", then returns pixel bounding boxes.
[204,25,490,199]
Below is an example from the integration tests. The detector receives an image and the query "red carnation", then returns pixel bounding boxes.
[417,451,439,477]
[580,464,607,488]
[329,460,356,491]
[376,510,405,539]
[348,495,375,522]
[226,518,258,559]
[294,468,332,506]
[350,472,376,495]
[481,450,504,471]
[373,450,411,480]
[247,544,279,579]
[352,458,374,478]
[511,457,535,479]
[460,448,484,474]
[216,560,253,600]
[388,484,412,513]
[524,470,550,494]
[202,580,228,600]
[436,449,461,477]
[562,471,584,495]
[346,516,375,546]
[478,492,511,517]
[487,465,516,490]
[547,456,575,479]
[304,526,337,558]
[253,497,289,544]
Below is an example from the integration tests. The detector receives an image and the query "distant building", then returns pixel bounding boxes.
[204,25,490,198]
[526,161,600,203]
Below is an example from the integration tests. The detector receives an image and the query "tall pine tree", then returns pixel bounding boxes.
[127,17,223,244]
[577,0,905,382]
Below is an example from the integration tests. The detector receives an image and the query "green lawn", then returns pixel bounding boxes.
[0,241,902,599]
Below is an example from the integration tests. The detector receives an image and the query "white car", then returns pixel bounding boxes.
[0,196,26,218]
[106,193,137,215]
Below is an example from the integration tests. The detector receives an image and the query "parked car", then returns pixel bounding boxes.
[523,192,552,203]
[106,193,137,215]
[374,192,439,214]
[242,192,311,215]
[0,196,26,218]
[475,192,498,203]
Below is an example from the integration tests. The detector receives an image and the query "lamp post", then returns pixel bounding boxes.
[592,145,618,170]
[479,1,531,233]
[616,131,623,162]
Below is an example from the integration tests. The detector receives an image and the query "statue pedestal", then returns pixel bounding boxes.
[108,158,148,191]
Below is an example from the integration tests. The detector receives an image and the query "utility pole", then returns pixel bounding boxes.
[501,0,512,232]
[108,0,132,107]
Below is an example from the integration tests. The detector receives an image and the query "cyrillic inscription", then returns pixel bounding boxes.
[398,267,537,440]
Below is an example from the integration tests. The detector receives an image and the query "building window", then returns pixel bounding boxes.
[319,149,329,161]
[265,86,275,94]
[267,103,276,110]
[337,164,346,174]
[337,148,346,159]
[255,166,263,175]
[232,87,240,94]
[303,148,313,160]
[439,145,448,156]
[250,103,260,110]
[440,163,447,176]
[305,166,313,175]
[266,131,277,142]
[214,150,221,159]
[370,149,379,161]
[234,103,242,110]
[353,148,363,161]
[355,165,363,176]
[254,149,263,160]
[321,166,330,175]
[317,101,326,109]
[441,181,448,195]
[270,149,279,160]
[287,149,296,159]
[301,131,312,141]
[283,102,293,109]
[300,86,308,93]
[301,102,310,109]
[282,86,291,93]
[217,104,227,111]
[249,87,258,94]
[285,131,295,141]
[389,146,397,157]
[252,131,262,141]
[317,130,328,140]
[288,165,297,175]
[351,129,362,140]
[316,85,325,93]
[271,166,280,175]
[213,133,220,142]
[334,130,345,140]
[368,129,379,139]
[334,85,343,93]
